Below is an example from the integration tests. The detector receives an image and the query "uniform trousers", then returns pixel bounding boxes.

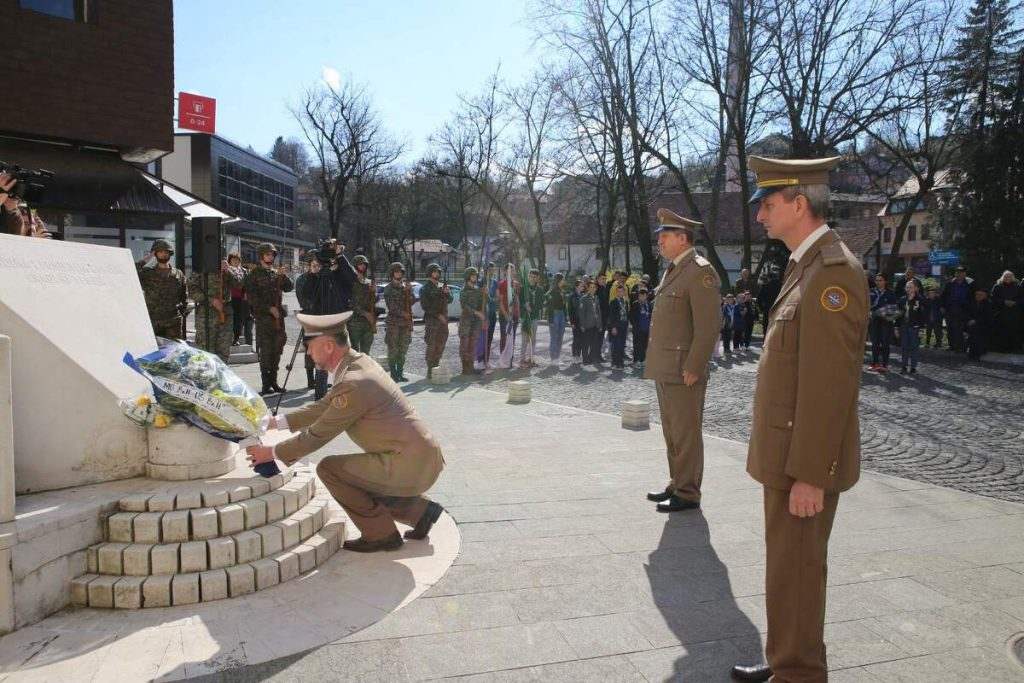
[316,450,442,541]
[424,318,449,370]
[764,486,839,683]
[654,379,707,502]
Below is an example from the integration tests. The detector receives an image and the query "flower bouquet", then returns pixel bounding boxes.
[121,338,280,477]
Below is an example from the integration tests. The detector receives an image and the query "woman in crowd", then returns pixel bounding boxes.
[607,283,630,368]
[567,279,585,362]
[898,279,926,374]
[991,271,1022,353]
[869,273,898,372]
[578,280,603,365]
[226,253,252,347]
[545,273,568,362]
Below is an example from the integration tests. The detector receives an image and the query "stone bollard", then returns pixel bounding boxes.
[621,399,651,430]
[429,366,452,385]
[507,380,531,404]
[146,422,236,480]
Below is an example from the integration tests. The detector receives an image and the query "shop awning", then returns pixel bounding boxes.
[141,171,239,223]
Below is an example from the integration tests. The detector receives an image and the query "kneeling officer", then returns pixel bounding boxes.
[246,311,446,552]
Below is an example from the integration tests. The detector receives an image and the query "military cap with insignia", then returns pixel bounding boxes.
[747,155,841,203]
[655,208,703,234]
[297,311,353,338]
[257,242,278,256]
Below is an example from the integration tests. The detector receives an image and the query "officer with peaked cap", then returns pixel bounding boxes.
[247,311,446,552]
[731,157,868,683]
[642,208,721,512]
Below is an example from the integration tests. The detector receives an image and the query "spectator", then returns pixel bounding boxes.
[869,273,898,372]
[898,279,926,374]
[721,293,737,355]
[941,266,976,352]
[923,286,944,348]
[226,253,252,347]
[893,266,923,300]
[483,262,500,365]
[545,272,568,362]
[991,270,1022,353]
[497,266,521,360]
[734,267,758,297]
[967,289,994,360]
[758,269,782,332]
[629,287,652,368]
[740,291,757,348]
[578,280,603,365]
[567,279,585,362]
[595,273,610,361]
[607,283,630,368]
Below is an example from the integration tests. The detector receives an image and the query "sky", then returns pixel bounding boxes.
[173,0,540,165]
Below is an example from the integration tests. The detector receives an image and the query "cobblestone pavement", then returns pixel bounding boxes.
[279,299,1024,503]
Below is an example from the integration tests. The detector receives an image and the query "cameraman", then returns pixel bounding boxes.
[1,172,50,238]
[305,239,359,314]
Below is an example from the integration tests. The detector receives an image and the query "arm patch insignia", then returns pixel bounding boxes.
[821,286,849,312]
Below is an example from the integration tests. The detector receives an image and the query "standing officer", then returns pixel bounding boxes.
[188,259,241,363]
[244,243,294,395]
[383,262,414,382]
[421,263,453,378]
[246,311,446,552]
[459,266,485,375]
[137,239,188,340]
[643,208,721,512]
[349,254,377,354]
[732,157,868,683]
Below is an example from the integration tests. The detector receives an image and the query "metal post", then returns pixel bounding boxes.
[0,335,16,634]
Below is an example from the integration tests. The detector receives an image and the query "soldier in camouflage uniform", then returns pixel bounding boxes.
[421,263,453,379]
[458,267,486,375]
[188,260,241,363]
[349,254,377,354]
[137,238,188,340]
[243,242,294,395]
[383,262,414,382]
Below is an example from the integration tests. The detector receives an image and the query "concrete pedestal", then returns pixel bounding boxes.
[147,423,235,480]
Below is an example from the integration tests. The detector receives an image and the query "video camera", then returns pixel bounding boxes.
[313,237,344,265]
[0,161,54,204]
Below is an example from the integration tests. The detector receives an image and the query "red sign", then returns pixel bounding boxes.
[178,92,216,134]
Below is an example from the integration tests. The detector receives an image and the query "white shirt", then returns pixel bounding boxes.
[789,224,830,264]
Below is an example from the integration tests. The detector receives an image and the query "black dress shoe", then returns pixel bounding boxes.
[343,532,404,553]
[656,495,700,513]
[646,489,673,503]
[731,664,772,681]
[404,501,444,540]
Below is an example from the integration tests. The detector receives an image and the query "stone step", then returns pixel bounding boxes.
[103,475,317,544]
[117,465,301,512]
[86,497,334,577]
[71,520,345,609]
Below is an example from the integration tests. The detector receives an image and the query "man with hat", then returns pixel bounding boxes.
[643,209,721,513]
[348,254,377,354]
[421,263,453,378]
[732,156,868,683]
[137,238,188,340]
[383,262,414,381]
[188,257,242,363]
[243,242,294,395]
[458,266,485,375]
[246,311,446,552]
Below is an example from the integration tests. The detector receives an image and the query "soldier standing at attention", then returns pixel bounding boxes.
[732,157,868,683]
[246,312,446,553]
[137,238,188,340]
[244,243,294,395]
[348,255,377,354]
[643,208,721,513]
[383,262,414,382]
[421,263,453,379]
[188,258,241,363]
[458,267,485,376]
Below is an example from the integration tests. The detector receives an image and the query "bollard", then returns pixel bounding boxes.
[429,366,452,385]
[621,399,651,430]
[507,380,531,404]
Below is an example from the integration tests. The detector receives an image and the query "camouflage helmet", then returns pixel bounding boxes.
[426,263,442,276]
[353,254,370,267]
[464,266,479,281]
[388,261,406,275]
[151,238,174,255]
[257,242,278,256]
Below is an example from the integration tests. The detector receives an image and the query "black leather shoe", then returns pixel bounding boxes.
[343,532,404,553]
[646,489,673,503]
[656,495,700,513]
[731,664,772,681]
[404,501,444,540]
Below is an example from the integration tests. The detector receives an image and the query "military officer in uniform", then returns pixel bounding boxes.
[383,262,414,382]
[137,238,188,340]
[243,243,294,395]
[420,263,453,379]
[246,312,446,552]
[349,254,377,354]
[188,259,241,363]
[458,266,486,375]
[731,157,868,683]
[643,209,721,512]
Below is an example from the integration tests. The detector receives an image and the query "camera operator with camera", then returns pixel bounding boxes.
[1,169,52,239]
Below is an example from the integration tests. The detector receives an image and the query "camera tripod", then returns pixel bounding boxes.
[271,328,329,416]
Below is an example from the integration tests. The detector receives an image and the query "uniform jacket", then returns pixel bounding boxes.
[420,280,453,321]
[383,280,414,328]
[243,266,294,320]
[459,284,485,337]
[137,263,188,326]
[275,351,444,493]
[642,250,722,383]
[746,229,868,493]
[350,277,376,326]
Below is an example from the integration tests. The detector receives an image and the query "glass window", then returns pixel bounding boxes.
[218,157,227,174]
[19,0,84,21]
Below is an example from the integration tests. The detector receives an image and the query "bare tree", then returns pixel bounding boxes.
[291,79,403,246]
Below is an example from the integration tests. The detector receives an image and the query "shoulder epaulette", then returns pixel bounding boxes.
[694,255,711,267]
[822,241,848,267]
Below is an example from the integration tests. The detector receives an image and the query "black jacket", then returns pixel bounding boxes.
[898,294,927,328]
[298,256,359,314]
